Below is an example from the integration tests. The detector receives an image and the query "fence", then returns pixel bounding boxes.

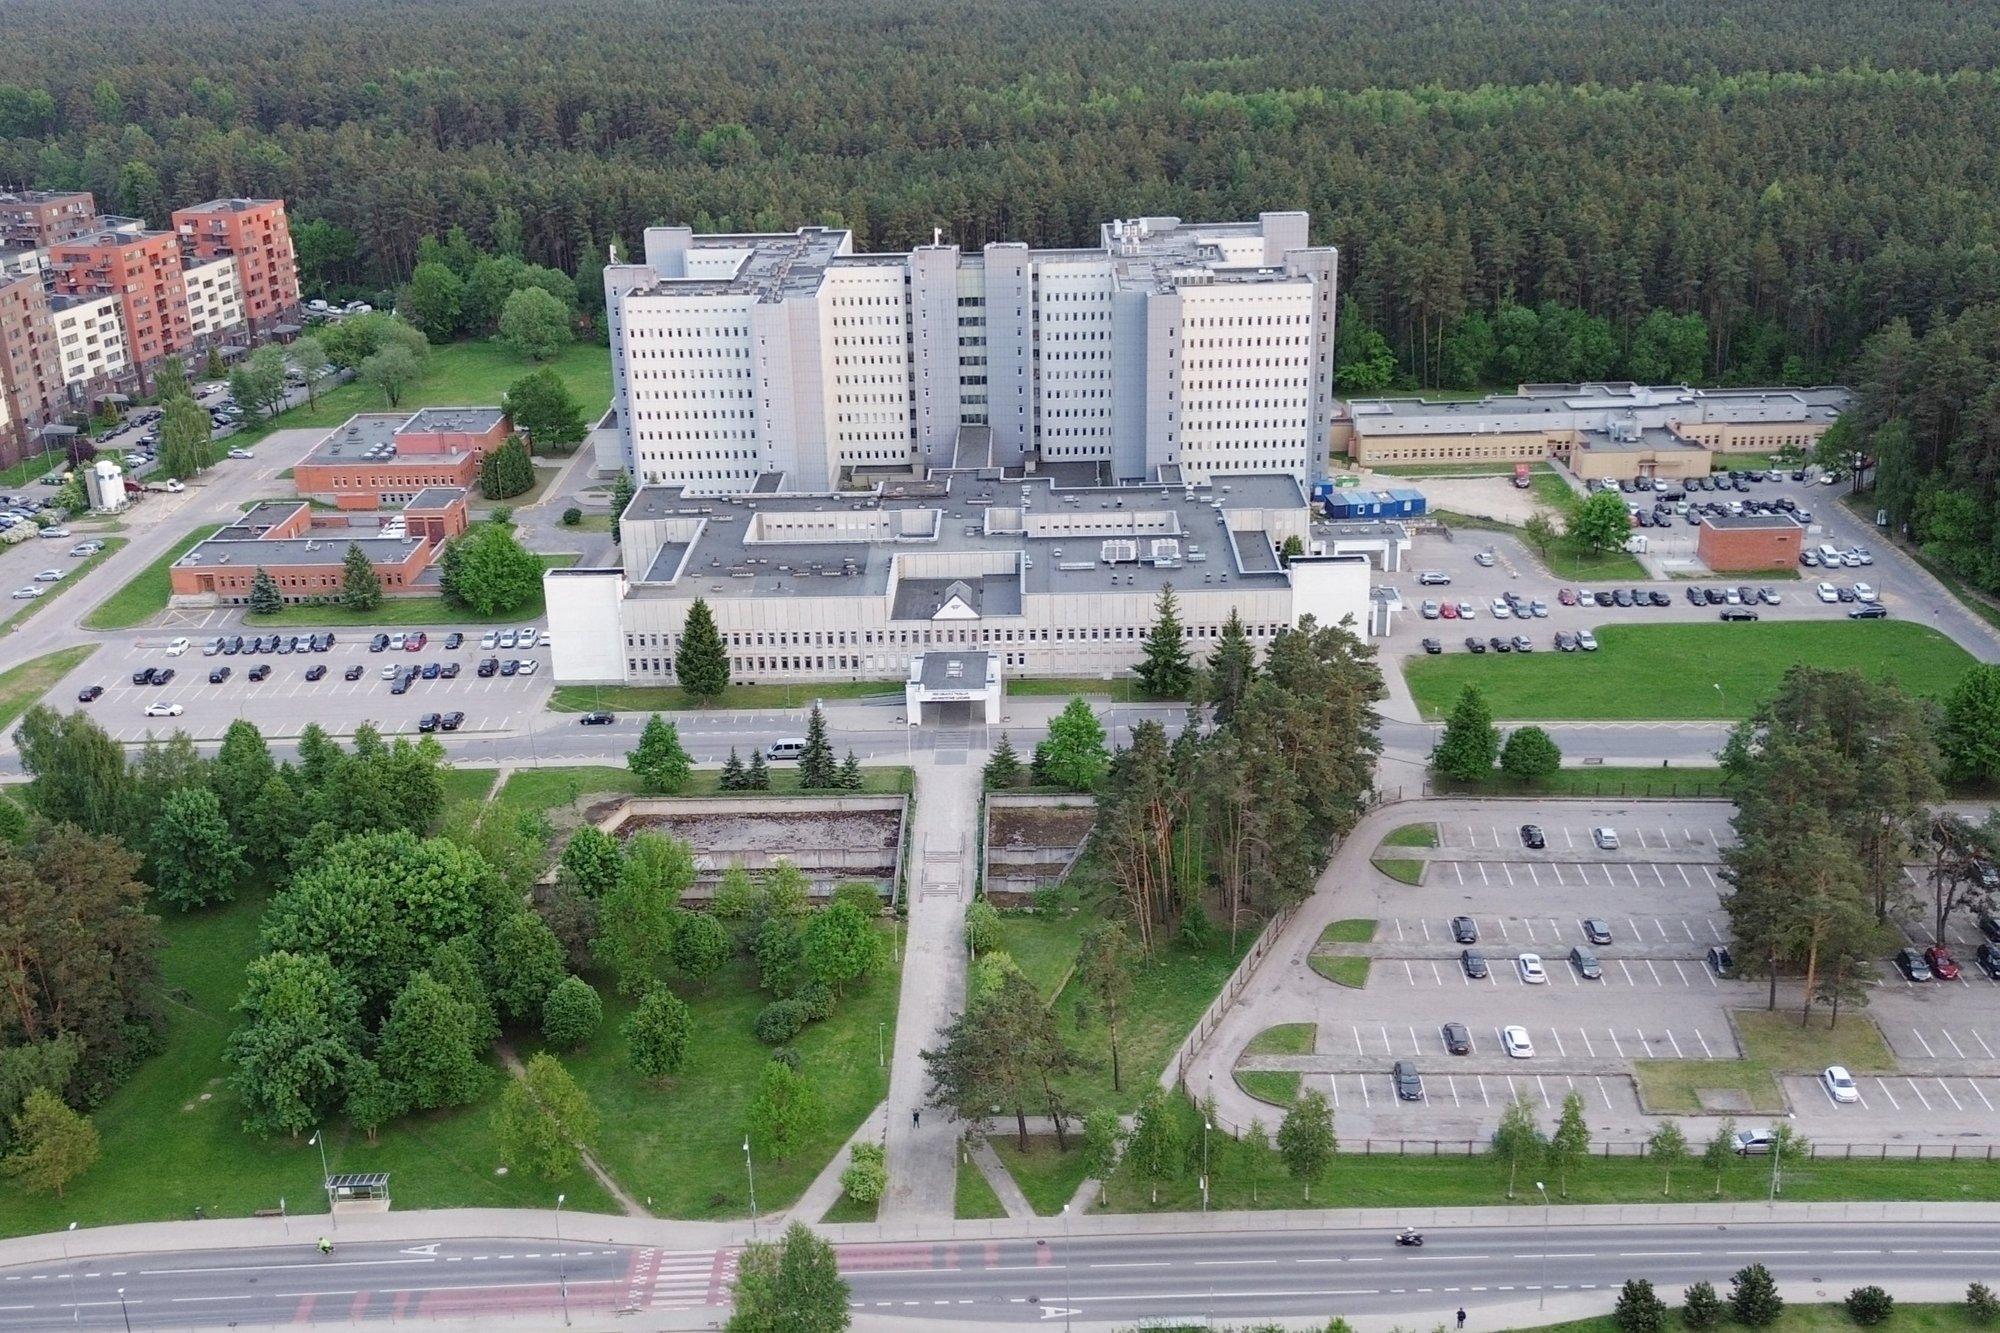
[1169,902,1296,1094]
[1303,1138,2000,1161]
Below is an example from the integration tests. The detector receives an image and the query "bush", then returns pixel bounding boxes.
[753,998,812,1045]
[540,976,603,1051]
[1846,1286,1894,1326]
[1613,1278,1667,1333]
[1971,1283,2000,1326]
[840,1141,887,1204]
[831,881,881,917]
[1681,1281,1723,1330]
[1729,1264,1784,1327]
[768,1046,800,1071]
[561,506,582,526]
[964,898,1001,953]
[795,981,836,1022]
[1032,885,1063,918]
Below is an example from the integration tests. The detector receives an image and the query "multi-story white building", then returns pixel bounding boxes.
[604,213,1339,493]
[49,293,129,391]
[182,256,245,339]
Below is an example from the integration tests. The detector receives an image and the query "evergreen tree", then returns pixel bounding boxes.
[627,714,694,793]
[478,437,535,499]
[745,749,771,790]
[610,470,635,545]
[1205,608,1258,726]
[798,705,837,788]
[719,748,746,790]
[341,543,382,612]
[1135,584,1194,698]
[248,567,282,615]
[837,751,864,790]
[675,598,731,703]
[1730,1263,1785,1326]
[1613,1278,1668,1333]
[1940,663,2000,786]
[1682,1281,1724,1330]
[982,733,1022,790]
[1432,684,1500,781]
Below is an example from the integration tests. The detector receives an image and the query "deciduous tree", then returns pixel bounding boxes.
[624,986,693,1081]
[149,784,246,910]
[2,1089,99,1197]
[224,951,364,1137]
[745,1058,827,1162]
[378,970,487,1110]
[440,520,541,614]
[1277,1088,1335,1199]
[494,1051,596,1180]
[1039,697,1109,791]
[540,975,603,1049]
[498,286,573,361]
[502,368,587,450]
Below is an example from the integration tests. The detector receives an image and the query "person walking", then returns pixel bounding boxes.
[912,1108,921,1128]
[1457,1308,1467,1329]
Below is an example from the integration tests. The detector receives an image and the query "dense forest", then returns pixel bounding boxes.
[6,0,2000,385]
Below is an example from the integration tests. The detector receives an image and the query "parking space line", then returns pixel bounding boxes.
[1671,960,1691,987]
[1677,865,1693,888]
[1451,862,1465,885]
[1380,1024,1393,1057]
[1478,863,1490,886]
[1476,1075,1490,1106]
[1446,1076,1460,1108]
[1665,1029,1683,1058]
[1420,919,1431,942]
[1975,1032,1996,1059]
[1617,959,1635,986]
[1626,917,1641,941]
[1534,1075,1551,1108]
[1403,961,1415,986]
[1625,864,1644,889]
[1911,1029,1937,1058]
[1692,1028,1712,1057]
[1707,918,1725,941]
[1352,1025,1363,1057]
[1645,960,1663,986]
[1327,1075,1340,1108]
[1876,1080,1900,1110]
[1359,1075,1371,1109]
[1607,1029,1625,1058]
[1936,1080,1964,1112]
[1681,920,1697,942]
[1563,828,1575,849]
[1526,864,1541,887]
[1552,1030,1566,1057]
[1501,863,1515,887]
[1496,919,1509,941]
[1505,1074,1522,1104]
[1409,1026,1421,1057]
[1394,918,1406,942]
[1943,1030,1967,1059]
[1968,1081,1995,1112]
[1906,1079,1932,1110]
[1523,920,1536,943]
[1652,864,1667,888]
[1432,961,1444,986]
[1655,919,1672,942]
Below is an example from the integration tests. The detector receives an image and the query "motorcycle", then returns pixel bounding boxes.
[1394,1230,1424,1247]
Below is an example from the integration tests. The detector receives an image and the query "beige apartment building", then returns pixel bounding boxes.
[1331,382,1851,479]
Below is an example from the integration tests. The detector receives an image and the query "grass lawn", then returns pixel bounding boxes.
[1434,509,1649,581]
[1371,857,1425,885]
[1317,919,1377,945]
[1310,956,1371,988]
[0,888,614,1238]
[991,909,1092,997]
[820,1190,879,1224]
[1636,1010,1897,1114]
[0,538,127,636]
[1099,1097,2000,1212]
[242,556,577,628]
[492,764,913,822]
[0,644,97,733]
[437,766,498,807]
[228,342,612,451]
[0,451,65,489]
[1242,1023,1316,1057]
[1234,1070,1301,1107]
[1404,621,1975,720]
[1005,676,1177,703]
[1433,765,1727,798]
[1532,1305,1975,1333]
[956,1154,1008,1219]
[82,525,223,630]
[549,681,898,713]
[1529,469,1579,513]
[989,1134,1093,1216]
[1379,822,1437,849]
[534,935,899,1218]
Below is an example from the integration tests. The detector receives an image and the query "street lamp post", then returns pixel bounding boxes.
[117,1287,132,1333]
[743,1137,760,1238]
[63,1222,78,1326]
[308,1129,335,1228]
[878,1021,885,1068]
[1534,1180,1550,1310]
[1060,1203,1073,1333]
[555,1192,570,1326]
[1201,1117,1211,1212]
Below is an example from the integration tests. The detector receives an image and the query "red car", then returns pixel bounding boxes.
[1439,602,1459,619]
[1558,587,1579,606]
[1925,946,1962,981]
[405,631,428,651]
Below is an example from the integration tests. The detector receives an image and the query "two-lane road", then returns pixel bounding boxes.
[7,1220,1999,1328]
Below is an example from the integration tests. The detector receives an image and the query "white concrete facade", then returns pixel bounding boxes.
[183,256,245,338]
[50,292,128,388]
[604,214,1339,494]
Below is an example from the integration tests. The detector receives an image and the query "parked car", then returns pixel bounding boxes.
[143,701,183,717]
[388,632,407,650]
[1720,607,1759,621]
[1501,1026,1534,1058]
[1979,912,2000,943]
[478,657,500,677]
[440,710,466,731]
[1517,953,1548,984]
[247,664,271,682]
[580,711,617,726]
[1392,1060,1424,1101]
[132,666,158,686]
[77,685,103,702]
[1577,630,1598,651]
[1895,947,1934,982]
[1464,636,1486,653]
[499,659,520,676]
[1593,827,1619,850]
[1520,824,1545,849]
[1925,945,1961,981]
[1850,604,1889,619]
[1420,637,1441,655]
[1707,944,1736,977]
[440,662,461,679]
[1734,1129,1775,1156]
[418,713,442,732]
[1418,571,1451,586]
[208,666,231,683]
[406,632,428,651]
[1568,946,1603,980]
[1421,600,1440,619]
[1581,918,1613,946]
[1460,949,1489,979]
[480,630,500,649]
[1441,1022,1472,1056]
[1451,915,1478,944]
[370,633,391,652]
[1978,943,2000,980]
[498,629,519,649]
[10,586,44,599]
[445,631,464,649]
[421,662,442,680]
[344,665,365,681]
[305,664,327,682]
[515,658,539,675]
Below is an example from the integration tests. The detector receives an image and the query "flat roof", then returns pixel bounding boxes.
[176,533,423,569]
[404,407,506,434]
[407,487,468,509]
[1578,425,1701,453]
[306,411,502,466]
[175,197,283,215]
[1701,513,1805,531]
[1344,382,1852,435]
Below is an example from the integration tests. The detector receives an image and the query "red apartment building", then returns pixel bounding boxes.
[0,272,64,461]
[168,490,470,604]
[172,198,300,331]
[46,228,191,384]
[294,408,512,508]
[0,190,97,248]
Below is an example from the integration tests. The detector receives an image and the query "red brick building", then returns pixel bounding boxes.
[294,408,512,509]
[172,198,300,332]
[0,190,97,249]
[168,489,470,604]
[47,228,191,383]
[1697,513,1805,571]
[0,273,64,462]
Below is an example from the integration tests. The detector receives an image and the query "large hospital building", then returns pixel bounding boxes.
[599,212,1340,492]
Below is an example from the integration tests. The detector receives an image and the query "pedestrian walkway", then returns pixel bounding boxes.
[789,1101,887,1224]
[968,1141,1035,1220]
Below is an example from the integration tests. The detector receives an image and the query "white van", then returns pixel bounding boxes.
[767,738,808,761]
[1818,543,1842,564]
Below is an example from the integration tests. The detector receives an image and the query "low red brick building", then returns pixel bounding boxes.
[293,408,511,509]
[1697,513,1805,571]
[168,489,469,605]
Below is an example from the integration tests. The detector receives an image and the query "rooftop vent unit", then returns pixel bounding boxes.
[1057,561,1095,572]
[1149,538,1181,564]
[1101,539,1139,564]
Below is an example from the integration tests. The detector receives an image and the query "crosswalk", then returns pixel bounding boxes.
[631,1247,733,1310]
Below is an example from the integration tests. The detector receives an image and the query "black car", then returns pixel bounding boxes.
[1979,911,2000,942]
[273,637,292,655]
[370,633,391,652]
[1464,637,1486,654]
[1392,1060,1423,1101]
[417,713,442,733]
[1490,636,1511,653]
[1685,587,1706,605]
[1421,637,1442,655]
[1720,608,1759,621]
[440,662,461,679]
[344,665,365,681]
[154,668,175,685]
[1849,604,1889,619]
[499,658,520,676]
[421,662,442,680]
[1581,917,1613,946]
[209,666,231,683]
[390,677,411,695]
[580,711,617,726]
[1569,947,1604,980]
[1648,590,1671,607]
[440,710,466,731]
[445,632,464,650]
[1612,588,1634,607]
[1554,631,1577,651]
[305,664,327,681]
[477,657,500,677]
[77,684,103,702]
[132,666,157,685]
[1520,824,1545,849]
[1451,915,1478,944]
[1836,585,1858,603]
[247,664,270,682]
[1978,943,2000,981]
[1706,944,1735,977]
[1460,949,1489,979]
[1441,1022,1472,1055]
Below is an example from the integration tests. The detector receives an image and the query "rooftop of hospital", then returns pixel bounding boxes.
[303,409,506,465]
[1343,382,1852,434]
[616,467,1307,608]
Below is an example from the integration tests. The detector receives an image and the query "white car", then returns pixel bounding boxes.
[165,636,191,657]
[1576,629,1598,651]
[480,630,500,649]
[388,632,407,650]
[163,479,185,493]
[1821,1065,1859,1104]
[1474,551,1497,567]
[1491,599,1512,619]
[1816,581,1839,603]
[381,664,401,680]
[34,568,62,582]
[1502,1026,1535,1058]
[1853,582,1877,603]
[143,701,184,717]
[10,586,43,599]
[227,447,253,459]
[1593,826,1619,850]
[68,542,102,557]
[518,627,539,649]
[1517,953,1548,984]
[515,658,540,675]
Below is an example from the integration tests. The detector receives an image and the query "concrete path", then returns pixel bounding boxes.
[878,754,983,1223]
[790,1100,888,1224]
[968,1141,1036,1220]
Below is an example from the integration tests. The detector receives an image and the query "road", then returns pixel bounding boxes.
[5,1219,2000,1329]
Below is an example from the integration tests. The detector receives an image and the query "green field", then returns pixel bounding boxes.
[0,644,97,732]
[549,681,898,713]
[1310,955,1371,988]
[1637,1010,1899,1114]
[1371,857,1425,884]
[82,525,224,630]
[1431,765,1727,798]
[1379,822,1437,848]
[0,886,615,1238]
[1233,1069,1301,1107]
[0,539,127,636]
[955,1154,1008,1219]
[437,766,498,806]
[229,342,612,450]
[1316,919,1377,946]
[989,1134,1094,1216]
[1405,621,1975,720]
[1531,1304,1975,1333]
[1242,1023,1316,1057]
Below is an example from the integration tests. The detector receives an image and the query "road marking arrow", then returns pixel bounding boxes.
[400,1244,440,1256]
[1039,1308,1080,1321]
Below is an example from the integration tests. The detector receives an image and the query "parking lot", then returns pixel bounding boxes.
[48,625,553,742]
[1232,802,2000,1148]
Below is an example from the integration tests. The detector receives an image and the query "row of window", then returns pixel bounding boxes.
[625,620,1284,653]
